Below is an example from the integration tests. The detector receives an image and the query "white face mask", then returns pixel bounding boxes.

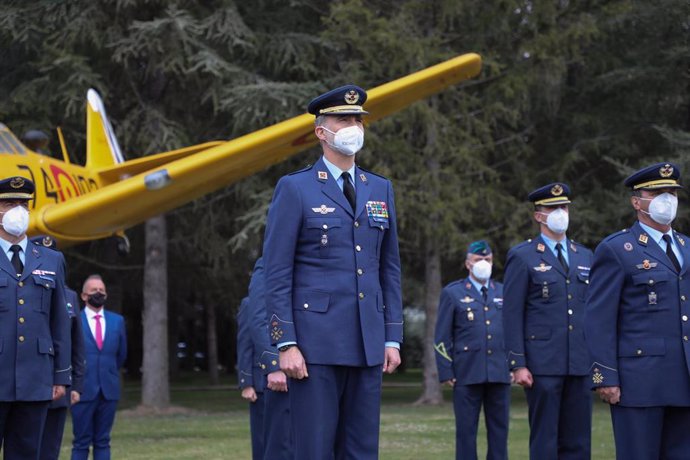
[1,205,30,237]
[321,126,364,156]
[640,193,678,225]
[539,208,569,234]
[471,259,492,282]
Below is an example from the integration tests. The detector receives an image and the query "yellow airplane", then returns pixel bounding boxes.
[0,53,482,247]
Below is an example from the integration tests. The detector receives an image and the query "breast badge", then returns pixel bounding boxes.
[312,205,335,214]
[648,291,657,305]
[533,263,552,272]
[542,283,550,299]
[466,308,474,321]
[366,201,389,221]
[636,260,657,270]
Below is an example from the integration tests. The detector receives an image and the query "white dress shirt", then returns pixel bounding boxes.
[85,306,107,341]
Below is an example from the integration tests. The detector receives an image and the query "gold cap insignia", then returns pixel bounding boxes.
[660,164,674,178]
[551,184,564,196]
[42,236,53,247]
[10,177,25,189]
[344,90,359,105]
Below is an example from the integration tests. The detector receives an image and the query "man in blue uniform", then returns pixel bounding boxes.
[434,240,511,460]
[263,85,403,459]
[503,183,593,459]
[247,257,292,460]
[237,296,266,460]
[71,275,127,460]
[29,237,86,460]
[585,162,690,460]
[0,176,71,459]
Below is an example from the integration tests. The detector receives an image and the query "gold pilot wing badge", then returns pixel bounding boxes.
[312,205,335,214]
[533,263,552,272]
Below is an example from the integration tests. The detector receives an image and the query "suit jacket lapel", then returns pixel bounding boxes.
[632,222,675,272]
[82,311,98,349]
[537,236,566,277]
[674,231,690,276]
[316,158,354,217]
[21,244,42,281]
[354,167,372,220]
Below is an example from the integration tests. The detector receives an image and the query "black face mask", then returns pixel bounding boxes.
[87,292,107,308]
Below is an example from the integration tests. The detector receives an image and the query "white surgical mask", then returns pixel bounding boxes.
[539,208,569,234]
[640,193,678,225]
[321,126,364,156]
[471,259,492,282]
[1,205,30,237]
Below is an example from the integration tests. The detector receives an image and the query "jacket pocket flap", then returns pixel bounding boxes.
[306,217,342,230]
[0,277,7,287]
[368,218,390,229]
[618,337,666,357]
[32,275,56,289]
[526,327,552,340]
[457,342,481,352]
[632,271,668,286]
[293,291,330,313]
[38,338,55,356]
[532,274,559,285]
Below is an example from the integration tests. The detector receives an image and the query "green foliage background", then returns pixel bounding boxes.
[1,0,689,371]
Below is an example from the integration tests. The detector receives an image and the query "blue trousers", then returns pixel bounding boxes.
[524,375,591,460]
[40,407,68,460]
[0,401,49,460]
[453,383,510,460]
[289,364,382,460]
[70,394,118,460]
[249,392,265,460]
[610,405,690,460]
[262,388,292,460]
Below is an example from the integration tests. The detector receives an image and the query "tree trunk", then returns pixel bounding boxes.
[206,296,219,385]
[141,214,170,408]
[414,236,444,405]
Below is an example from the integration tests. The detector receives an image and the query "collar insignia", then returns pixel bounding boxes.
[570,242,577,252]
[318,171,328,180]
[32,247,39,257]
[639,234,649,245]
[533,263,552,272]
[465,282,472,289]
[537,243,545,253]
[678,236,686,246]
[312,205,335,214]
[359,173,367,183]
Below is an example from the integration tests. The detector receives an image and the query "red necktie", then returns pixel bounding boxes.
[94,314,103,350]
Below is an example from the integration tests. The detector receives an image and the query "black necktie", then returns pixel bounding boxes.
[481,286,488,304]
[9,245,23,276]
[555,243,569,272]
[341,172,356,211]
[662,234,681,272]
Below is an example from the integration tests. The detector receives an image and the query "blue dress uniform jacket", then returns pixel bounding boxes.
[503,236,593,375]
[434,278,510,385]
[79,310,127,402]
[50,288,86,409]
[237,296,266,460]
[264,157,403,367]
[0,244,71,400]
[585,221,690,406]
[248,259,280,377]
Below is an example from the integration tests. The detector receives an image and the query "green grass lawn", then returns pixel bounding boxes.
[58,371,615,459]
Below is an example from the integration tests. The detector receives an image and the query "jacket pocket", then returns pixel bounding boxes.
[292,290,330,313]
[37,337,55,356]
[618,337,665,358]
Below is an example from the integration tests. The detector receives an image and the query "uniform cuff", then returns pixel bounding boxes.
[238,371,253,389]
[269,314,296,345]
[508,351,526,370]
[259,350,281,374]
[590,362,619,389]
[385,322,403,343]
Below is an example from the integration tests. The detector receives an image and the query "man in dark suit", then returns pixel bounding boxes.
[585,162,690,459]
[0,177,71,459]
[70,275,127,460]
[503,183,593,459]
[434,240,511,460]
[28,237,86,460]
[263,85,403,459]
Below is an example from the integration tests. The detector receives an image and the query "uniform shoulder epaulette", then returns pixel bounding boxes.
[357,166,389,181]
[602,229,630,243]
[511,238,534,251]
[445,279,463,289]
[287,163,314,176]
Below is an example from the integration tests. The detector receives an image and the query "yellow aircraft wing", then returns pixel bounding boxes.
[34,53,482,242]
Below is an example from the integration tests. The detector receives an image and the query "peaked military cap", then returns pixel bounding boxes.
[0,176,35,200]
[30,235,57,250]
[467,240,492,256]
[528,182,571,206]
[624,162,683,190]
[307,84,369,116]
